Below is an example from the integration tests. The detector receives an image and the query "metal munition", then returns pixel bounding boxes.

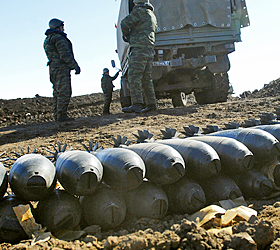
[0,195,29,244]
[94,148,145,190]
[273,164,280,187]
[198,173,243,204]
[127,142,185,185]
[80,186,126,229]
[36,189,82,233]
[230,169,274,199]
[157,139,221,180]
[251,124,280,142]
[0,163,8,200]
[162,178,206,215]
[9,154,57,201]
[124,181,168,220]
[209,128,280,164]
[56,150,103,196]
[187,136,255,175]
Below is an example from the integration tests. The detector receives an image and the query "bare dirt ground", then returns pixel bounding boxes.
[1,77,280,249]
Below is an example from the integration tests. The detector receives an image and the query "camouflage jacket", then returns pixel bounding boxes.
[44,29,79,70]
[121,3,157,48]
[101,72,119,94]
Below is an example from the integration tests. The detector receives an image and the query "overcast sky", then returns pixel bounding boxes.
[1,0,279,100]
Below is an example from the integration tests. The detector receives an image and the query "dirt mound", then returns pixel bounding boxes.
[1,79,280,249]
[239,77,280,99]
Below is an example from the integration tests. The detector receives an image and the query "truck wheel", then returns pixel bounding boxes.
[194,73,230,105]
[120,88,131,108]
[171,92,188,107]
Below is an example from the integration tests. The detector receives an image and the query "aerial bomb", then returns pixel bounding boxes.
[209,128,280,164]
[186,136,255,175]
[94,148,145,190]
[251,124,280,142]
[230,169,274,199]
[56,150,103,196]
[36,189,82,233]
[273,164,280,187]
[80,185,126,229]
[0,195,30,244]
[198,174,243,204]
[157,138,221,180]
[124,181,168,220]
[127,142,185,185]
[9,154,57,201]
[162,178,206,215]
[0,162,8,200]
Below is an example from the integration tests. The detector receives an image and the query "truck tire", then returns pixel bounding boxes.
[120,88,131,108]
[194,72,230,105]
[171,92,188,107]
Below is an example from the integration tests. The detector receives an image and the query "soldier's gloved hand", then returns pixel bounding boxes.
[75,66,81,75]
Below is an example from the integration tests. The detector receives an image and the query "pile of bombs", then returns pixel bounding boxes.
[1,111,280,244]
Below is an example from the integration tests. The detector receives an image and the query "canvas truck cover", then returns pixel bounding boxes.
[151,0,231,33]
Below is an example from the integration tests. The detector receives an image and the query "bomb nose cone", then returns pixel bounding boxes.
[81,186,126,229]
[273,165,280,187]
[151,198,168,219]
[126,167,144,190]
[0,195,29,243]
[260,179,273,196]
[54,206,75,230]
[0,218,28,243]
[191,192,207,210]
[242,154,255,170]
[172,162,185,178]
[76,171,98,195]
[27,175,47,193]
[103,204,123,226]
[208,159,221,175]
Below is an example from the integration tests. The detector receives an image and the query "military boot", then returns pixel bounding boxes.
[142,104,157,113]
[122,104,142,113]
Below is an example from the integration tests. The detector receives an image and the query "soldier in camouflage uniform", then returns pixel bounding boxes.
[101,68,121,115]
[121,0,157,113]
[44,18,81,122]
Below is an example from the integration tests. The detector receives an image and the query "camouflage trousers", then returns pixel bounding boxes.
[128,47,156,106]
[103,91,113,114]
[49,67,72,120]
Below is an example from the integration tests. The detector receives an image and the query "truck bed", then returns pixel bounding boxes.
[155,17,242,48]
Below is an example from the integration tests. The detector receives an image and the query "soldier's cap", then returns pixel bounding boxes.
[49,18,64,29]
[103,68,109,74]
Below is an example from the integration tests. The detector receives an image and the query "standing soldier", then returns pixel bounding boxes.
[101,68,121,115]
[44,18,81,122]
[121,0,157,113]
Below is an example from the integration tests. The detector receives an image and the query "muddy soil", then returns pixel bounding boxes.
[1,77,280,249]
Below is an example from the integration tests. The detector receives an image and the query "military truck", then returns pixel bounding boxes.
[115,0,249,107]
